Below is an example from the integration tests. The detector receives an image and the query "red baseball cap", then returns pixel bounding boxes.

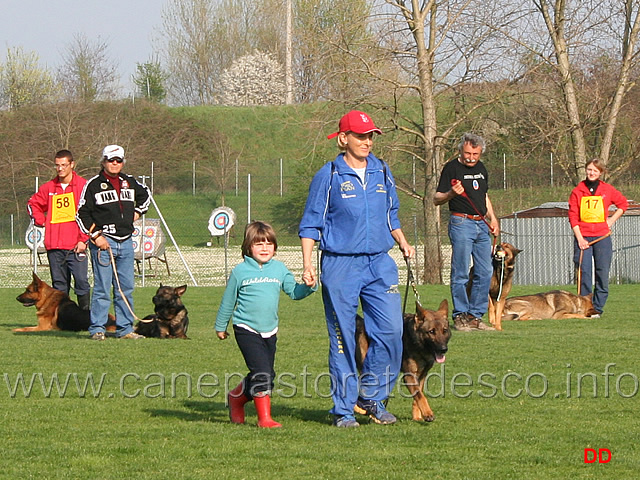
[327,110,382,139]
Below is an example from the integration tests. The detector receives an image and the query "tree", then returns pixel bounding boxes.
[58,33,119,102]
[349,0,525,283]
[133,59,169,102]
[0,47,57,110]
[506,0,640,181]
[219,51,286,106]
[159,0,225,106]
[293,0,378,103]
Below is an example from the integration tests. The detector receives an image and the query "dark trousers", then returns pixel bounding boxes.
[46,249,90,296]
[574,235,613,314]
[233,325,277,398]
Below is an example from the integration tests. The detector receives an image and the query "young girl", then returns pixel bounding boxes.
[216,221,317,428]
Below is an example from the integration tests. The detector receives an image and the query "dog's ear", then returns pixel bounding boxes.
[175,285,187,296]
[437,299,448,316]
[159,283,164,288]
[514,247,523,256]
[32,272,42,290]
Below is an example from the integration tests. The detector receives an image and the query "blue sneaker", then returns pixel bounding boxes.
[333,414,360,428]
[355,398,397,425]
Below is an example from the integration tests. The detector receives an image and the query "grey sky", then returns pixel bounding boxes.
[1,0,168,93]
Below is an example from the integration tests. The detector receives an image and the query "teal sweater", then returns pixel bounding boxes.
[215,256,317,334]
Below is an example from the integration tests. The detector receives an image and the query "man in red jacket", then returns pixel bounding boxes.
[27,150,91,309]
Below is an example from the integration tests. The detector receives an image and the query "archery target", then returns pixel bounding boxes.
[25,225,45,251]
[208,207,236,236]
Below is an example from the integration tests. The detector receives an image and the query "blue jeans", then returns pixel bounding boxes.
[448,215,492,318]
[573,235,612,314]
[320,252,402,416]
[88,237,135,337]
[46,249,90,296]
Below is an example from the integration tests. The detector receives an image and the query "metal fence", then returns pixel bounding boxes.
[0,241,440,290]
[501,204,640,286]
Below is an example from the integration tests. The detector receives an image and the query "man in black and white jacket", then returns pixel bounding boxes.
[77,145,150,340]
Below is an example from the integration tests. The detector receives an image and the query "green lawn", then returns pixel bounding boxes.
[2,284,638,479]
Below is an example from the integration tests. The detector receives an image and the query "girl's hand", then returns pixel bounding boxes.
[216,331,228,340]
[302,265,316,287]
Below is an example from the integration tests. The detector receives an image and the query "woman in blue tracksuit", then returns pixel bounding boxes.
[299,110,415,427]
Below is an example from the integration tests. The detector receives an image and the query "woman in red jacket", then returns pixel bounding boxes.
[568,158,628,317]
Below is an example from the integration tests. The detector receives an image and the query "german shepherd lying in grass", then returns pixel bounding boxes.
[15,272,115,332]
[355,300,450,422]
[502,290,597,321]
[134,285,189,339]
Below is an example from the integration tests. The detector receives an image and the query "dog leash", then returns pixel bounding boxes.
[495,250,506,302]
[576,231,612,296]
[403,256,422,316]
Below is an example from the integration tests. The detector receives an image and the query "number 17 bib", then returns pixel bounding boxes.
[579,195,605,223]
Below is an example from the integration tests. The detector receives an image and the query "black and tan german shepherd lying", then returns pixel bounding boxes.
[15,272,115,332]
[502,290,597,321]
[134,284,189,339]
[355,300,450,422]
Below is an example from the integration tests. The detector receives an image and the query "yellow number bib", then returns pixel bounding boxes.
[579,195,605,223]
[50,192,76,224]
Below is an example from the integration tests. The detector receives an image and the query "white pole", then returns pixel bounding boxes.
[247,174,251,224]
[235,158,238,196]
[285,0,293,104]
[151,161,154,194]
[10,214,14,246]
[550,152,554,187]
[33,177,39,272]
[192,160,196,196]
[147,193,198,285]
[280,158,283,197]
[503,153,506,190]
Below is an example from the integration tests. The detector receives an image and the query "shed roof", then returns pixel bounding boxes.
[500,201,640,219]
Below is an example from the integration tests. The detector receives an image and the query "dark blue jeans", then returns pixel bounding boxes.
[574,235,612,314]
[46,249,90,296]
[88,237,135,337]
[448,215,492,318]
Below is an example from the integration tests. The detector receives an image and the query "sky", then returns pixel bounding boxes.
[1,0,168,93]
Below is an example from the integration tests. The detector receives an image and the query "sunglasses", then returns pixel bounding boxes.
[105,157,124,164]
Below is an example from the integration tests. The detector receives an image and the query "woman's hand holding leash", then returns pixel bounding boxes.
[217,331,229,340]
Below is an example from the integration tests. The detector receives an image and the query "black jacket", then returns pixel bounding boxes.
[77,170,150,241]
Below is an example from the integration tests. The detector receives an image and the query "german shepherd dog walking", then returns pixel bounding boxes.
[15,272,115,332]
[134,285,189,339]
[355,300,451,422]
[468,242,522,331]
[502,290,597,321]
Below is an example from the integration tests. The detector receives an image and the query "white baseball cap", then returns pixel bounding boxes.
[102,145,125,161]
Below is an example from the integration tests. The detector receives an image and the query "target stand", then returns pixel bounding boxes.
[132,218,170,276]
[25,224,47,266]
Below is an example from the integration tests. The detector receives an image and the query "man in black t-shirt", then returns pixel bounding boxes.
[434,133,500,332]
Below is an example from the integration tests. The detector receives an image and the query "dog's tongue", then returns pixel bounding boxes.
[435,354,446,364]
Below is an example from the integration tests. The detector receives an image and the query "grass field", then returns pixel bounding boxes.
[2,283,639,479]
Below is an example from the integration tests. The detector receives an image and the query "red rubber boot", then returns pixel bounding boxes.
[254,393,282,428]
[228,383,250,424]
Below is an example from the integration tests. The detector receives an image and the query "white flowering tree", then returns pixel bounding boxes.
[219,51,286,106]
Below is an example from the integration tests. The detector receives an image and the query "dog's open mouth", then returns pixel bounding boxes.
[19,300,36,307]
[435,353,446,363]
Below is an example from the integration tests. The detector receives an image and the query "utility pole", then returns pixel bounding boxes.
[285,0,293,104]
